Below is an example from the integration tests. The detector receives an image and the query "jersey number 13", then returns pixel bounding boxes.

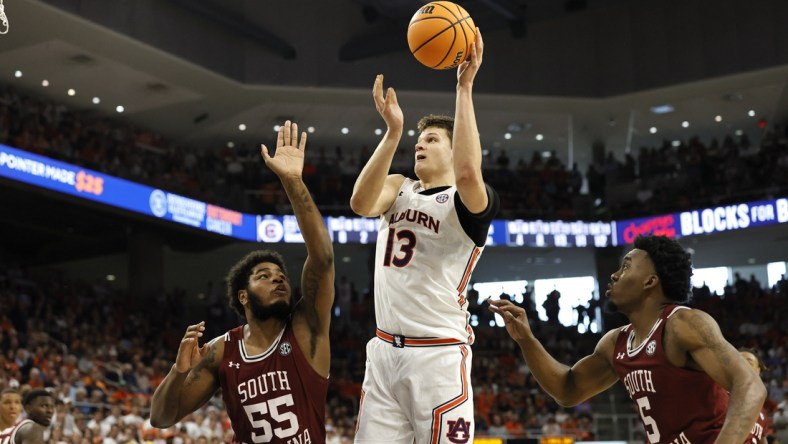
[383,228,417,267]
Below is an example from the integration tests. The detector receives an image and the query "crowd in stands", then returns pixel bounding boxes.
[2,82,787,223]
[1,252,787,442]
[2,80,788,442]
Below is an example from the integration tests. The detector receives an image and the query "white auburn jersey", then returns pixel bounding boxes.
[374,178,497,342]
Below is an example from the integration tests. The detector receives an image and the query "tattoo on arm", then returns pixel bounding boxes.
[690,314,732,366]
[284,181,313,214]
[301,267,321,358]
[298,186,313,213]
[185,342,216,386]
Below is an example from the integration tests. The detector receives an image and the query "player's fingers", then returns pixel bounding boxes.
[290,122,299,146]
[261,144,271,161]
[299,132,307,151]
[277,123,285,148]
[178,337,196,352]
[488,299,512,308]
[283,120,292,146]
[373,75,384,103]
[387,87,398,106]
[493,304,525,320]
[185,321,205,331]
[191,345,203,362]
[373,74,382,94]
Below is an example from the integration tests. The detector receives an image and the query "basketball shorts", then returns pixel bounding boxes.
[354,332,473,444]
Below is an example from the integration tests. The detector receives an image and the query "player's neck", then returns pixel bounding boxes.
[628,304,664,347]
[418,173,454,190]
[243,319,287,351]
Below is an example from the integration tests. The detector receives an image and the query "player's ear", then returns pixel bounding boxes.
[643,274,659,290]
[238,289,247,306]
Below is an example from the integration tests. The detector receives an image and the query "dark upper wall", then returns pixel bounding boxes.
[39,0,788,97]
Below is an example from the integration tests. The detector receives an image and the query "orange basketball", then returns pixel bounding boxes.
[407,1,476,70]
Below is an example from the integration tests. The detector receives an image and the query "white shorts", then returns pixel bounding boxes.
[354,331,474,444]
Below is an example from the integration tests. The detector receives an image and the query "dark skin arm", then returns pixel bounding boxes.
[14,422,45,444]
[664,308,766,444]
[261,120,335,377]
[489,299,619,406]
[149,324,222,428]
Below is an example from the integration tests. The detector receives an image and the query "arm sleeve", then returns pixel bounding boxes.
[454,183,500,247]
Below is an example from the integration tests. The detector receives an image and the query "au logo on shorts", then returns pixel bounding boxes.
[279,341,292,356]
[646,340,657,356]
[446,417,471,443]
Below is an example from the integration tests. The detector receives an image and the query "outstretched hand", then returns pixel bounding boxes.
[488,298,533,342]
[372,74,404,131]
[457,28,483,87]
[175,321,209,374]
[261,120,307,179]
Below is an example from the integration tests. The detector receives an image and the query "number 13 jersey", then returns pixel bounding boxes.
[375,178,498,342]
[219,323,328,444]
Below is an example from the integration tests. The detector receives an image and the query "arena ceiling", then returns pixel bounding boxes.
[0,0,786,166]
[1,0,787,267]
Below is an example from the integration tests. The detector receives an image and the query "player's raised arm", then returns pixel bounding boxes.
[489,299,619,406]
[150,322,221,428]
[350,74,406,217]
[262,120,334,377]
[452,29,488,214]
[667,309,766,444]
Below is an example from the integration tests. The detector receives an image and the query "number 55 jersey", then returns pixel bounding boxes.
[220,324,328,444]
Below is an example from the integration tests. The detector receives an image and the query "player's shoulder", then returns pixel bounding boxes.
[664,306,724,348]
[598,327,625,350]
[13,419,42,439]
[665,305,714,329]
[387,174,408,188]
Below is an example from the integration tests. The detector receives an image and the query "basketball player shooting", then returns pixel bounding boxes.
[489,235,766,444]
[350,30,499,443]
[150,121,335,443]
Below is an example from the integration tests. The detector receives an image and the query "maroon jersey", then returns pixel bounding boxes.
[219,323,328,444]
[0,419,33,444]
[613,305,729,444]
[745,409,768,444]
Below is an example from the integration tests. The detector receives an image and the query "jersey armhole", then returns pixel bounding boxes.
[454,183,500,246]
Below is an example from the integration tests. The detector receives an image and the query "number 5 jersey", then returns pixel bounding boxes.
[612,305,729,444]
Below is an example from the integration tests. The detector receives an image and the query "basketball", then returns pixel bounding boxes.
[407,1,476,70]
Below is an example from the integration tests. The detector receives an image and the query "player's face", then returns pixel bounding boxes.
[605,249,656,313]
[26,396,55,427]
[740,351,761,375]
[244,262,293,322]
[0,392,22,426]
[414,127,452,180]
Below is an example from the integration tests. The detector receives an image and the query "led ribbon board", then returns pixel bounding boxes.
[3,145,784,246]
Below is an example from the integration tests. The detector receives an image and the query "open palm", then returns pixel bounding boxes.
[262,120,306,179]
[372,74,404,130]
